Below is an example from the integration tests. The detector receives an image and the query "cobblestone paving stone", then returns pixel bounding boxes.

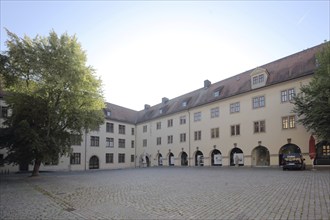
[1,167,329,220]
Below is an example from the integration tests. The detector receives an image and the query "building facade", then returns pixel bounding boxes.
[1,43,329,173]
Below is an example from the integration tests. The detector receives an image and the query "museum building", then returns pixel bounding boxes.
[1,43,329,173]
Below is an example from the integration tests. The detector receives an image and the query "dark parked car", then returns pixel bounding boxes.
[282,153,306,170]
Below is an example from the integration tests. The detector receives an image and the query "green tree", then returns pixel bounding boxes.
[292,42,330,141]
[0,30,105,176]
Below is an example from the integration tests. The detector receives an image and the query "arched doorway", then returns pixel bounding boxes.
[279,143,301,166]
[230,148,244,166]
[157,153,163,166]
[210,149,222,166]
[181,152,188,166]
[315,141,330,165]
[145,155,150,167]
[89,156,99,169]
[195,150,204,166]
[252,146,270,166]
[168,152,174,166]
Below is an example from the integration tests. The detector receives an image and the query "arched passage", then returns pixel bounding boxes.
[210,149,222,166]
[89,155,99,169]
[279,143,301,166]
[145,155,150,167]
[157,153,163,166]
[168,152,174,166]
[180,152,188,166]
[252,146,270,167]
[230,148,244,166]
[195,150,204,166]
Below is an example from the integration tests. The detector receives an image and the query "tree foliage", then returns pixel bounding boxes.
[292,42,330,141]
[0,30,105,175]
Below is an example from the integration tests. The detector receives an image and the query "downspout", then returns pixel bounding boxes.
[84,129,87,171]
[135,124,137,168]
[188,109,191,167]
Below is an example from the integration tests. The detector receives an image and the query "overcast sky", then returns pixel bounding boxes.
[1,1,329,110]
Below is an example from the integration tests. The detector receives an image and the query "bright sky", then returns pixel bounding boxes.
[1,1,329,111]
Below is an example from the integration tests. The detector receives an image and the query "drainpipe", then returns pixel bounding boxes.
[188,109,191,167]
[84,129,87,171]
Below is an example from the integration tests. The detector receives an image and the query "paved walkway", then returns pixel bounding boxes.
[0,167,329,220]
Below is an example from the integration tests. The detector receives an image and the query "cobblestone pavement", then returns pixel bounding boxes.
[1,166,329,220]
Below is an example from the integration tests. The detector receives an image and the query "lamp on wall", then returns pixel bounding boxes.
[258,141,262,146]
[234,143,237,148]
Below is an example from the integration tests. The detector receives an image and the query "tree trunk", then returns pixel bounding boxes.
[31,159,41,176]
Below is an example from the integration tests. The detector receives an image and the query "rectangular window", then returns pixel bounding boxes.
[70,153,81,165]
[157,137,161,145]
[167,135,173,144]
[131,140,134,148]
[119,125,125,134]
[143,125,147,133]
[118,139,125,148]
[211,128,220,138]
[106,137,114,148]
[230,102,240,113]
[131,155,135,162]
[70,134,81,146]
[1,106,8,118]
[253,76,258,85]
[252,96,265,109]
[194,131,202,141]
[156,122,161,130]
[106,122,114,133]
[288,88,295,101]
[168,119,173,127]
[0,154,4,167]
[254,120,266,133]
[180,116,186,125]
[282,116,296,129]
[194,112,201,121]
[131,128,135,135]
[180,133,186,142]
[281,88,295,103]
[214,90,220,97]
[118,153,125,163]
[143,139,147,147]
[259,74,264,83]
[90,136,99,147]
[106,153,114,163]
[211,107,219,118]
[231,125,240,136]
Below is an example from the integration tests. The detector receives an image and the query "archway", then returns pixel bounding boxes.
[251,146,270,166]
[279,143,301,166]
[145,155,150,167]
[168,152,174,166]
[210,149,222,166]
[195,150,204,166]
[157,153,163,166]
[181,152,188,166]
[230,148,244,166]
[89,155,99,169]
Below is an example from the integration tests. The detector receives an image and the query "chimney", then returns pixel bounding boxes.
[204,79,211,89]
[162,97,169,104]
[144,104,150,110]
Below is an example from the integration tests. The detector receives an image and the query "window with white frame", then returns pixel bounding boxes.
[282,116,296,129]
[167,135,173,144]
[70,153,81,164]
[168,119,173,127]
[281,88,295,103]
[254,120,266,133]
[194,112,201,122]
[106,137,114,147]
[194,131,202,141]
[211,128,219,138]
[230,102,240,113]
[119,125,125,134]
[180,133,186,142]
[231,125,240,136]
[252,96,265,109]
[157,137,161,145]
[90,136,99,146]
[106,122,114,133]
[180,116,186,125]
[211,107,219,118]
[156,122,161,130]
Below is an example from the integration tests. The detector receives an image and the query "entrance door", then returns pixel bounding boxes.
[181,152,188,166]
[168,152,174,166]
[252,146,270,166]
[158,153,163,166]
[195,150,204,166]
[89,156,99,169]
[145,156,150,167]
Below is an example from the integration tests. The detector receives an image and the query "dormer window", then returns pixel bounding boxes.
[106,111,111,117]
[250,67,268,89]
[214,90,220,97]
[182,101,187,107]
[159,109,163,114]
